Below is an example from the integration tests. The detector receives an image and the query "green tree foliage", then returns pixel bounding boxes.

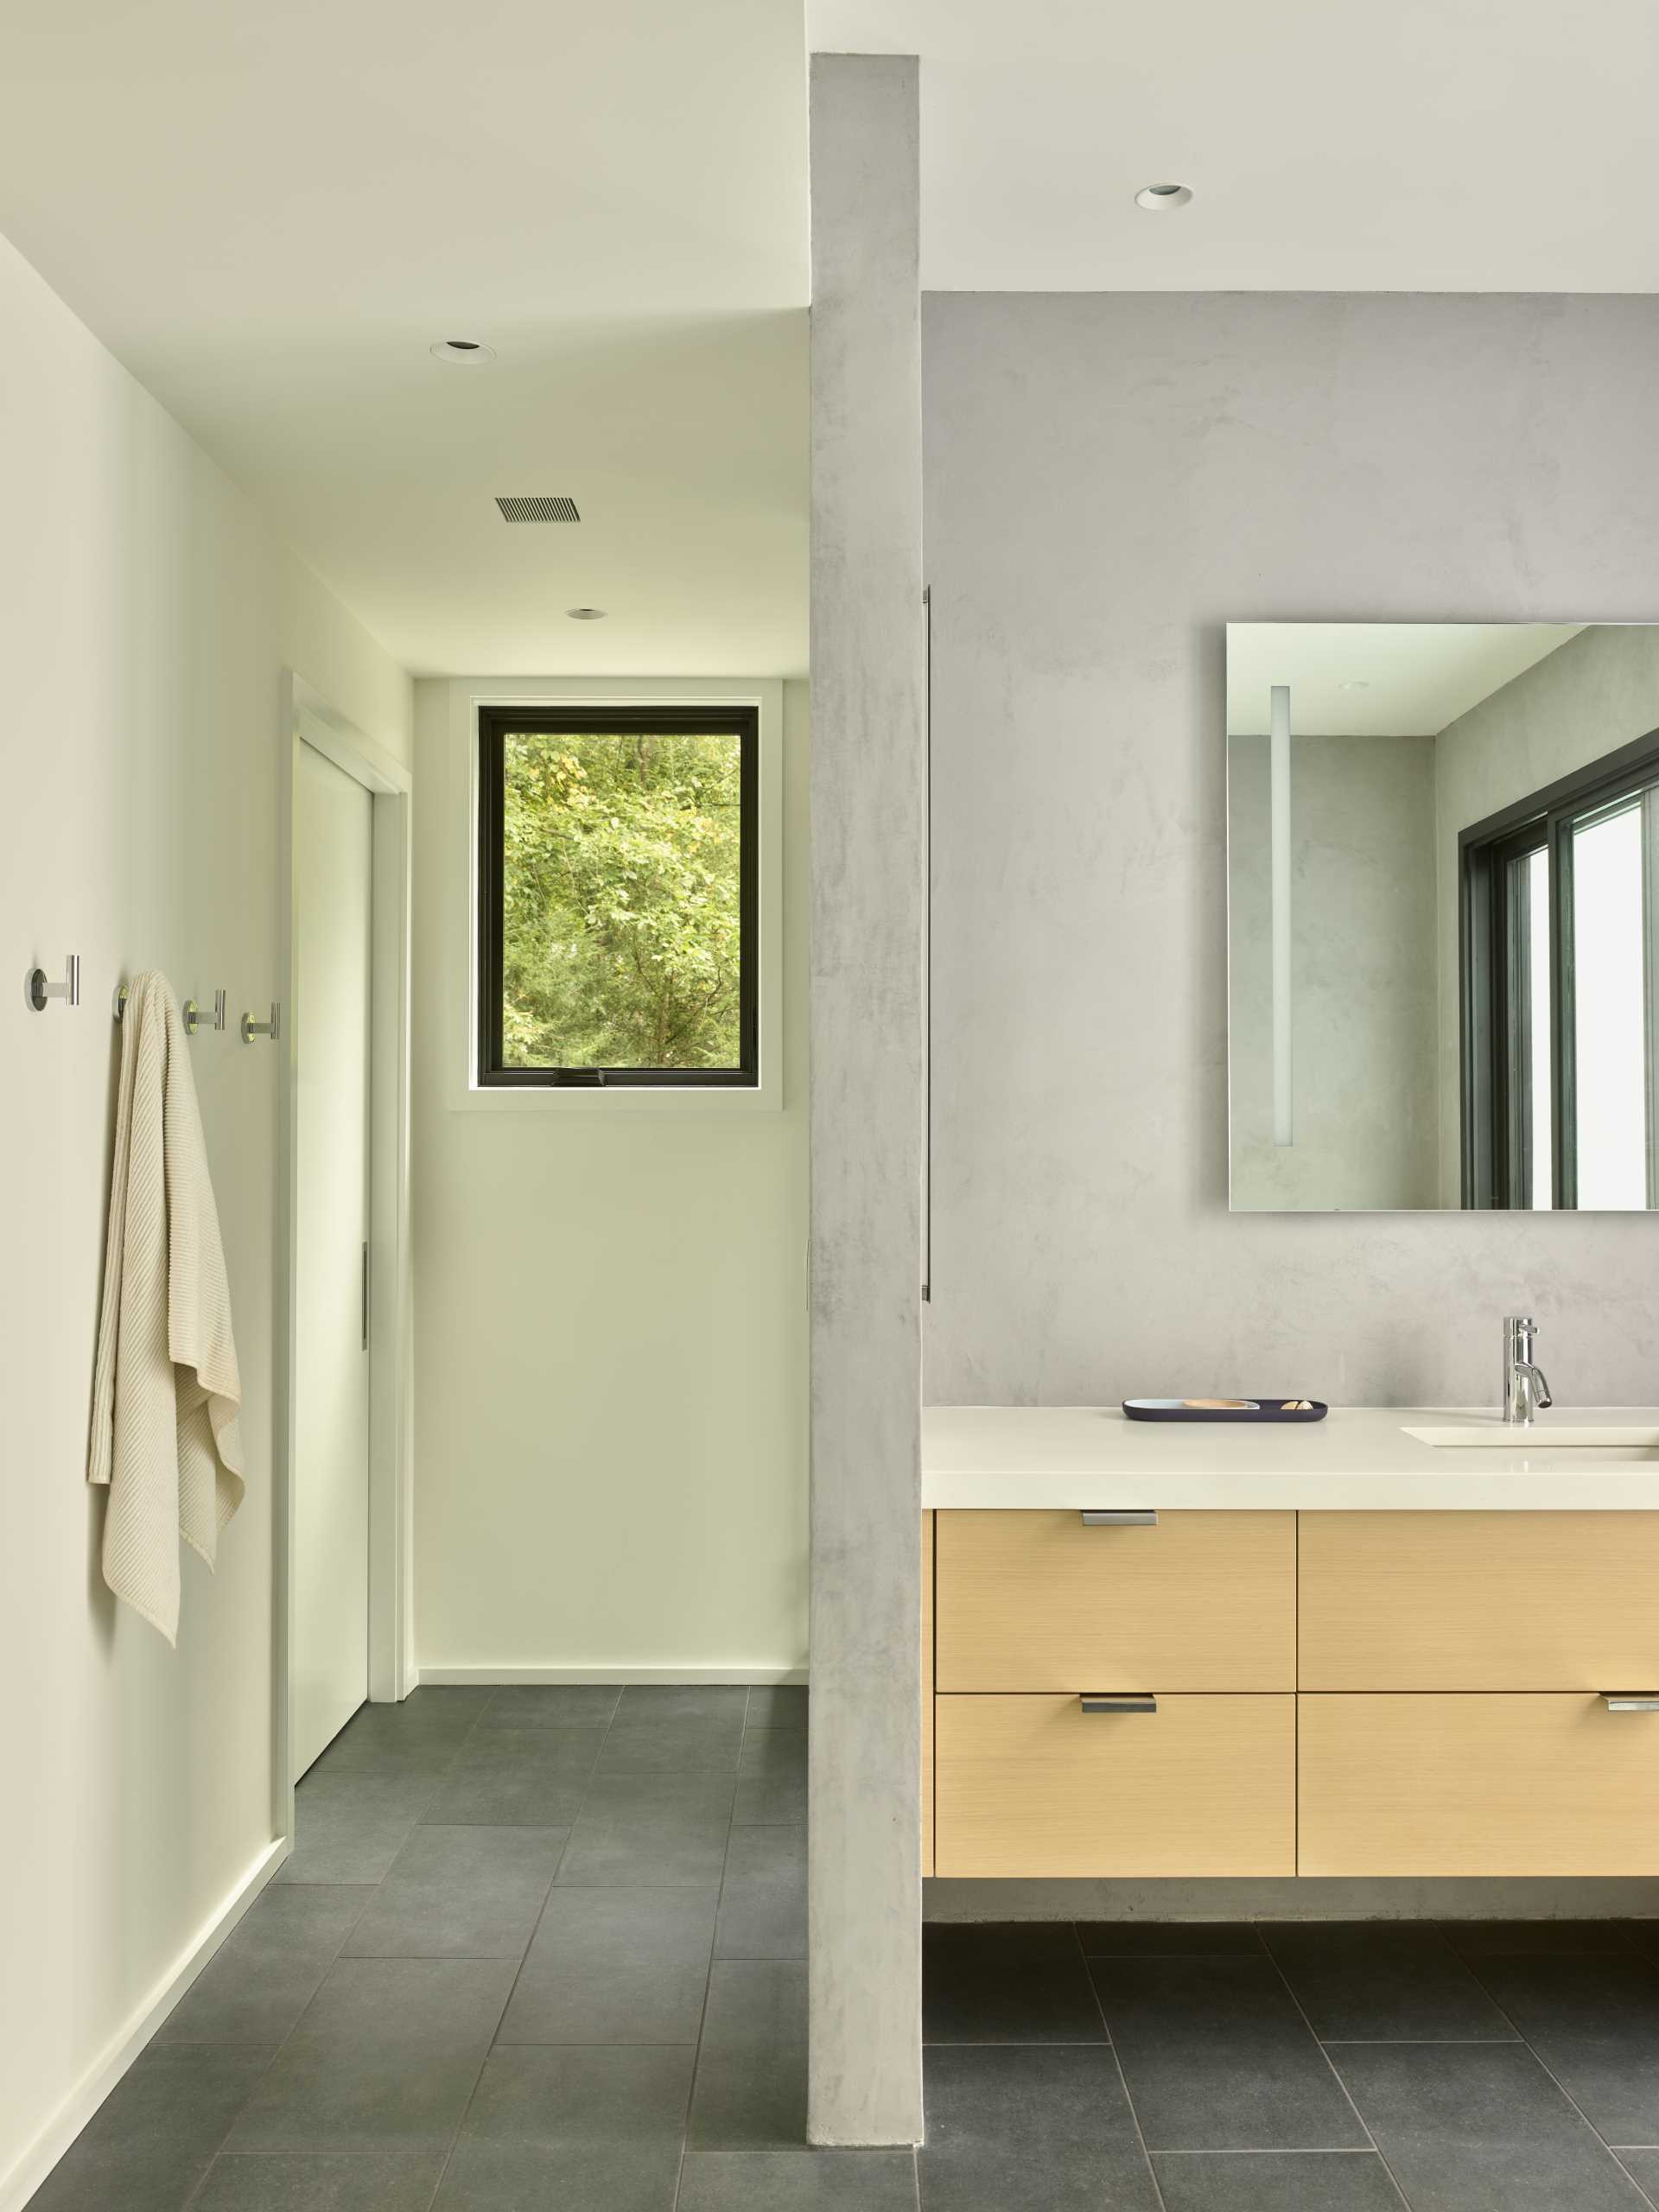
[501,728,743,1069]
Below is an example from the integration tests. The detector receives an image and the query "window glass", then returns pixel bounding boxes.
[477,709,757,1087]
[1573,801,1647,1208]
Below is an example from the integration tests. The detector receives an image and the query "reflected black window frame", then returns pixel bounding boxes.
[476,704,760,1088]
[1460,723,1659,1207]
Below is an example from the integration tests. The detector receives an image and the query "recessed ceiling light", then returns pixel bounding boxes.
[1135,182,1192,211]
[1338,679,1372,691]
[429,338,496,362]
[566,607,607,621]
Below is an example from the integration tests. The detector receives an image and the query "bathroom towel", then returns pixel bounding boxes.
[87,971,245,1643]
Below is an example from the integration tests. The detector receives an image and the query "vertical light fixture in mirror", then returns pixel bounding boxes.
[1270,683,1293,1147]
[1227,621,1659,1211]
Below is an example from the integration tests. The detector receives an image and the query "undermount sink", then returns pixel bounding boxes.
[1403,1423,1659,1459]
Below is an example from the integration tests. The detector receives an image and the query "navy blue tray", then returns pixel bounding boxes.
[1122,1397,1328,1423]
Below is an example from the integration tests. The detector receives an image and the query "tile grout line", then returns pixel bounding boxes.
[1614,2152,1659,2212]
[1257,1937,1416,2211]
[397,1688,599,2211]
[671,1704,741,2212]
[1455,1948,1659,2205]
[1072,1922,1170,2212]
[1151,2146,1411,2157]
[177,1692,496,2212]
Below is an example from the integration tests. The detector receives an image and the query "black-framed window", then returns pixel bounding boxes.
[1462,726,1659,1207]
[476,705,758,1087]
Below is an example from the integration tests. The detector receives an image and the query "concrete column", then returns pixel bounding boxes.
[806,52,925,2148]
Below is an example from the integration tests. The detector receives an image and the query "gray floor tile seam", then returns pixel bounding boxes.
[1318,2037,1524,2047]
[162,2044,291,2212]
[491,2034,705,2050]
[1258,1936,1408,2202]
[411,1904,564,2211]
[167,1770,429,2186]
[1103,2037,1171,2212]
[671,1872,729,2212]
[1449,1953,1656,2167]
[386,2046,494,2212]
[1149,2146,1403,2157]
[921,2037,1120,2049]
[1613,2151,1659,2212]
[474,1812,588,2063]
[179,2142,450,2212]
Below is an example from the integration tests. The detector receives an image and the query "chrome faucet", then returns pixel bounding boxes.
[1503,1315,1553,1427]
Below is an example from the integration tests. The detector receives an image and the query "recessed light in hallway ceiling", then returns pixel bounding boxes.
[429,339,496,362]
[1135,182,1192,211]
[566,607,608,620]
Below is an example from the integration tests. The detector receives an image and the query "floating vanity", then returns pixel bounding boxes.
[921,1406,1659,1885]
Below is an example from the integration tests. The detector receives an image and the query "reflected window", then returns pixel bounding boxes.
[1462,741,1659,1206]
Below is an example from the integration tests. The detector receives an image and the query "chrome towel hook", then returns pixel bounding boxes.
[26,953,79,1012]
[240,1002,280,1043]
[183,990,228,1036]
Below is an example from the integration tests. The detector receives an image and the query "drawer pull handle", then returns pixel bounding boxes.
[1081,1509,1158,1527]
[1604,1694,1659,1712]
[1081,1694,1158,1714]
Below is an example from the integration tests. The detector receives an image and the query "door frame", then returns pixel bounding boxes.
[274,672,414,1832]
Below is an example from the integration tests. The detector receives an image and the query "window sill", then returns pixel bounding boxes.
[449,1077,781,1115]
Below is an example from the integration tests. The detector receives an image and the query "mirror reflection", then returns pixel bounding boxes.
[1227,623,1659,1211]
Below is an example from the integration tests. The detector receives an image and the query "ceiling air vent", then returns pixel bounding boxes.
[496,495,581,524]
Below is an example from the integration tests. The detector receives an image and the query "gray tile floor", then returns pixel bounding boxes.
[27,1689,1659,2210]
[924,1916,1659,2210]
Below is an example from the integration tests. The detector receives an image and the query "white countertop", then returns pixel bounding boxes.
[922,1405,1659,1510]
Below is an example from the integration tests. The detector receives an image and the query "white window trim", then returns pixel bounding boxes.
[442,676,785,1112]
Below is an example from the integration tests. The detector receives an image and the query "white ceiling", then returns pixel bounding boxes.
[1226,624,1586,737]
[809,0,1659,292]
[5,2,1656,682]
[0,0,809,677]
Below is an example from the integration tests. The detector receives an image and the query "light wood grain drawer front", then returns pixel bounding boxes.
[1300,1512,1659,1690]
[935,1693,1294,1878]
[922,1513,935,1878]
[1300,1694,1659,1877]
[935,1510,1295,1691]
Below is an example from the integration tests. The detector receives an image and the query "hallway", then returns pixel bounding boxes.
[25,1686,872,2211]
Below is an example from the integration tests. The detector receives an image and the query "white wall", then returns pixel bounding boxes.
[922,291,1659,1407]
[0,232,410,2203]
[410,679,808,1678]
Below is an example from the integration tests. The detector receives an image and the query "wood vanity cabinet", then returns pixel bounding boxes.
[935,1509,1295,1691]
[1299,1694,1659,1877]
[924,1508,1659,1880]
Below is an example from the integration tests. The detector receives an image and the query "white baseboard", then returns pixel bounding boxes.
[414,1663,809,1687]
[0,1834,289,2212]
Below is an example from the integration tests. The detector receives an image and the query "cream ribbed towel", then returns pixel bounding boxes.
[87,971,245,1643]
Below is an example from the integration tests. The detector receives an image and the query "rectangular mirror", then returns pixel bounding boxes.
[1227,622,1659,1211]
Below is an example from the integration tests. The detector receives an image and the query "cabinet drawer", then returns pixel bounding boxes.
[936,1510,1294,1691]
[1300,1512,1659,1689]
[922,1512,935,1877]
[1300,1694,1659,1876]
[935,1693,1294,1878]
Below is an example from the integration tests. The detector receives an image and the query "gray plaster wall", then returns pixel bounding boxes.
[806,54,925,2148]
[922,292,1659,1408]
[1433,623,1659,1204]
[1230,731,1439,1210]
